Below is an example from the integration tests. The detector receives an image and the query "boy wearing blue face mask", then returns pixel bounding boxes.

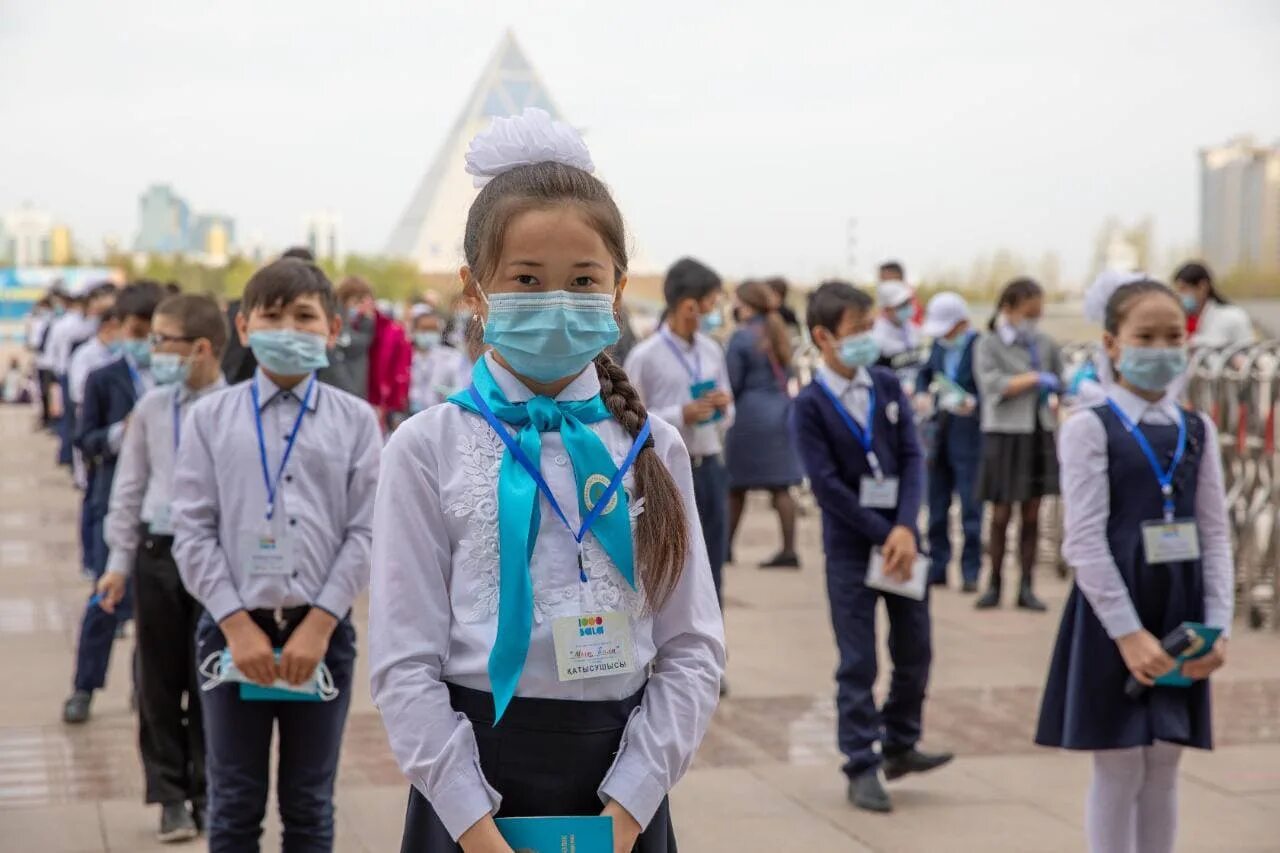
[790,280,952,814]
[625,258,734,615]
[408,302,466,413]
[64,281,164,727]
[172,258,381,850]
[872,274,924,392]
[95,293,228,842]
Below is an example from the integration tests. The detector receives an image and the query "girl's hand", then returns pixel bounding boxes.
[601,800,642,853]
[1181,638,1227,680]
[1116,629,1178,686]
[458,815,514,853]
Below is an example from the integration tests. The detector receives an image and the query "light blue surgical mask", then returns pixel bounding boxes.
[940,330,970,351]
[150,352,190,386]
[1180,294,1199,313]
[121,338,152,368]
[248,329,330,376]
[414,331,442,350]
[482,290,619,383]
[106,340,124,356]
[199,649,338,701]
[700,311,724,334]
[838,332,881,368]
[1117,346,1188,392]
[895,303,915,324]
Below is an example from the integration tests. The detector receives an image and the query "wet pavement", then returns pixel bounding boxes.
[1,404,1278,851]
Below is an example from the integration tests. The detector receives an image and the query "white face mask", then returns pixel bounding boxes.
[199,649,339,701]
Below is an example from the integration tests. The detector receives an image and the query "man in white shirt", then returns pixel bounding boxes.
[624,258,735,613]
[872,273,924,393]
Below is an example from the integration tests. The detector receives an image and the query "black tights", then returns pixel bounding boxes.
[987,498,1041,586]
[729,488,797,557]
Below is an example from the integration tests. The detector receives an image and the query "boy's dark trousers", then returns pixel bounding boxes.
[71,497,132,693]
[690,452,729,605]
[824,558,932,778]
[196,608,356,853]
[926,413,983,585]
[134,531,205,807]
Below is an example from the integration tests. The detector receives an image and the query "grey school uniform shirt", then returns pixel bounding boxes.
[171,369,381,622]
[973,323,1063,434]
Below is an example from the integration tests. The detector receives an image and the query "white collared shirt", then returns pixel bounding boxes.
[67,337,118,405]
[46,311,98,375]
[1059,384,1234,638]
[369,353,725,841]
[1190,300,1256,349]
[409,345,467,412]
[816,363,874,426]
[871,315,921,358]
[622,327,735,457]
[104,377,228,576]
[172,369,381,621]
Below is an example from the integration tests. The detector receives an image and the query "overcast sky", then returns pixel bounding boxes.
[2,0,1277,283]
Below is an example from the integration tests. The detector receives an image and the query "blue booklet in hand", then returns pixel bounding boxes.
[495,816,613,853]
[690,379,723,424]
[1154,622,1222,688]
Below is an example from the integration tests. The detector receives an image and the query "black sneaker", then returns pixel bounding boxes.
[62,690,92,724]
[882,748,954,781]
[847,769,892,813]
[158,802,198,843]
[1017,582,1048,612]
[758,551,800,569]
[974,586,1001,609]
[191,800,208,833]
[961,580,979,593]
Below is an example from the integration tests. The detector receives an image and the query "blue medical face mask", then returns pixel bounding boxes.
[248,329,330,376]
[700,311,724,334]
[1180,294,1200,313]
[150,352,191,386]
[121,337,152,368]
[414,331,442,350]
[837,332,881,368]
[199,649,339,701]
[1117,345,1188,392]
[106,340,124,356]
[482,290,619,383]
[939,330,969,350]
[894,303,915,324]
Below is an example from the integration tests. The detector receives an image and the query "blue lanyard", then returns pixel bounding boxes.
[1105,398,1186,522]
[659,326,702,381]
[124,357,145,398]
[467,385,651,582]
[250,375,316,522]
[814,375,883,477]
[172,388,182,451]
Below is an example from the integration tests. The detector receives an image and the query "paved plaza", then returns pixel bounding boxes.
[0,404,1277,852]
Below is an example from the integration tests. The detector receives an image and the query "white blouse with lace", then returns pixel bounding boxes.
[369,353,725,841]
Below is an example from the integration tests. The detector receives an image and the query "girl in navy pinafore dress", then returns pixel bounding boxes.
[1035,280,1233,853]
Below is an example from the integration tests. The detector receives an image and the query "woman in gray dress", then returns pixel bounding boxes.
[725,280,805,568]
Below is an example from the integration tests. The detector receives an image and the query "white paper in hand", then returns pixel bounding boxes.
[866,549,929,600]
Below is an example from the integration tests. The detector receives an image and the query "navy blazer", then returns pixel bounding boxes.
[76,357,141,513]
[915,333,979,399]
[789,366,924,566]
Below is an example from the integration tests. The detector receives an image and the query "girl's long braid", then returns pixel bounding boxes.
[594,350,689,611]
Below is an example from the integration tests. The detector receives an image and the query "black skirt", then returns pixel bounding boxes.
[400,683,677,852]
[976,423,1059,504]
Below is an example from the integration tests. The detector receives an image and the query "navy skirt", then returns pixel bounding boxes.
[400,683,677,852]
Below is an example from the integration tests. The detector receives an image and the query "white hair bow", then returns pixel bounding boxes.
[464,107,595,188]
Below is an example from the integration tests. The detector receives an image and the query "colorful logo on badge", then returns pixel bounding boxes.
[578,615,605,637]
[258,536,277,551]
[582,474,619,516]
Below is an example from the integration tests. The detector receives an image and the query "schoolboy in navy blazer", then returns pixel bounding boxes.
[789,281,951,815]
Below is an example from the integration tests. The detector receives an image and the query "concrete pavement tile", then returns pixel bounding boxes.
[954,752,1092,825]
[0,802,105,852]
[677,814,873,852]
[817,801,1079,853]
[333,784,414,851]
[750,758,1010,813]
[671,767,816,819]
[1175,776,1279,851]
[1182,743,1280,794]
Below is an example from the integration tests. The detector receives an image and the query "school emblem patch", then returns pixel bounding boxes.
[583,473,619,515]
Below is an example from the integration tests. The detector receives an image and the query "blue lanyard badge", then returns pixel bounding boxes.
[251,375,316,522]
[467,385,651,582]
[125,358,145,398]
[815,376,883,478]
[660,327,702,381]
[1106,398,1186,522]
[172,388,183,451]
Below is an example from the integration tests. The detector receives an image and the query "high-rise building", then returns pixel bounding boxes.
[1,204,54,265]
[385,31,566,272]
[135,184,191,254]
[49,225,74,265]
[304,212,341,262]
[1199,136,1280,274]
[191,213,236,258]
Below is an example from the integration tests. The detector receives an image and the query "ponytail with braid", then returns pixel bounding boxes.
[594,350,689,611]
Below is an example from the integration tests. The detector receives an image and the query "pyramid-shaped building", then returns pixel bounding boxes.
[385,31,566,272]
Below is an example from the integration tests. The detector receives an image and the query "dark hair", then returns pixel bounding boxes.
[281,246,315,262]
[878,260,905,280]
[1172,261,1228,305]
[241,258,338,318]
[1103,279,1182,335]
[987,277,1043,331]
[663,258,723,309]
[156,293,230,356]
[336,275,374,304]
[98,305,122,325]
[116,281,166,321]
[805,280,873,337]
[764,276,789,299]
[462,160,686,611]
[736,279,792,368]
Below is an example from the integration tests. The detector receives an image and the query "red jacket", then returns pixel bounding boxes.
[367,312,412,413]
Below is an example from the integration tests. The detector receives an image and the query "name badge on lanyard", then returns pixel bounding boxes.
[1106,399,1200,565]
[467,386,647,683]
[240,376,315,577]
[816,377,899,509]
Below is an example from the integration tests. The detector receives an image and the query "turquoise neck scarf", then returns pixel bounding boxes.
[449,358,639,722]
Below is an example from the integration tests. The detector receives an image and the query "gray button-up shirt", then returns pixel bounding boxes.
[172,369,381,622]
[104,376,227,576]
